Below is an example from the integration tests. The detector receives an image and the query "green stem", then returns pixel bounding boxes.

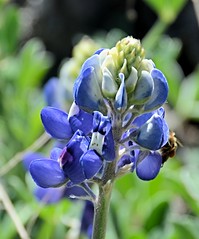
[92,141,118,239]
[142,19,168,52]
[92,181,113,239]
[91,110,122,239]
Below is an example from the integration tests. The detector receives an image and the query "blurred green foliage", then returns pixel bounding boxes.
[0,3,52,160]
[0,0,199,239]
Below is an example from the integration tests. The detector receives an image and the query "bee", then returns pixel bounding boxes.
[160,131,182,166]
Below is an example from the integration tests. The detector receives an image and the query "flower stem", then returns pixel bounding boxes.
[92,181,113,239]
[91,111,122,239]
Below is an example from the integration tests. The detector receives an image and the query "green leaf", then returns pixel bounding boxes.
[144,198,169,231]
[151,36,183,105]
[0,5,19,56]
[144,0,187,23]
[172,216,199,239]
[17,38,53,91]
[176,67,199,120]
[0,203,32,239]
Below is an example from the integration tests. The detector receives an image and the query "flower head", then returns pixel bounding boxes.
[30,36,171,194]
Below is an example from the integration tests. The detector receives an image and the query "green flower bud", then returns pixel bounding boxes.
[108,36,145,81]
[138,59,155,74]
[101,54,116,78]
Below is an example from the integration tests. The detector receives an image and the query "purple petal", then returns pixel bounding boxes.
[30,159,68,188]
[80,150,103,179]
[41,107,73,139]
[136,151,162,180]
[144,69,169,111]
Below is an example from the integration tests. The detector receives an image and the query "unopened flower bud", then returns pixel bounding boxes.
[125,66,138,93]
[138,59,155,73]
[102,68,118,98]
[128,70,154,105]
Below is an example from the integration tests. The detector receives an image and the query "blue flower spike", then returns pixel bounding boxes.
[30,35,171,216]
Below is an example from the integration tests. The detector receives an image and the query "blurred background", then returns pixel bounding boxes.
[0,0,199,238]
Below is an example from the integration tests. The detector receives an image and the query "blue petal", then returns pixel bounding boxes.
[114,73,127,111]
[23,152,45,171]
[64,185,88,198]
[156,107,169,145]
[74,66,105,112]
[103,129,115,161]
[41,107,73,139]
[81,150,102,179]
[30,159,68,188]
[162,119,169,146]
[129,70,154,105]
[117,154,132,168]
[94,48,105,55]
[91,112,115,161]
[61,131,89,184]
[68,103,93,135]
[34,186,65,204]
[117,147,139,172]
[133,115,165,150]
[144,69,169,111]
[80,54,101,74]
[80,201,94,235]
[92,111,111,134]
[136,151,162,180]
[132,111,155,128]
[43,78,60,108]
[50,147,63,161]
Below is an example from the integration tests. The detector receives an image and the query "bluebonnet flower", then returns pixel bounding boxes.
[30,36,170,202]
[40,102,93,140]
[30,110,114,188]
[23,151,88,204]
